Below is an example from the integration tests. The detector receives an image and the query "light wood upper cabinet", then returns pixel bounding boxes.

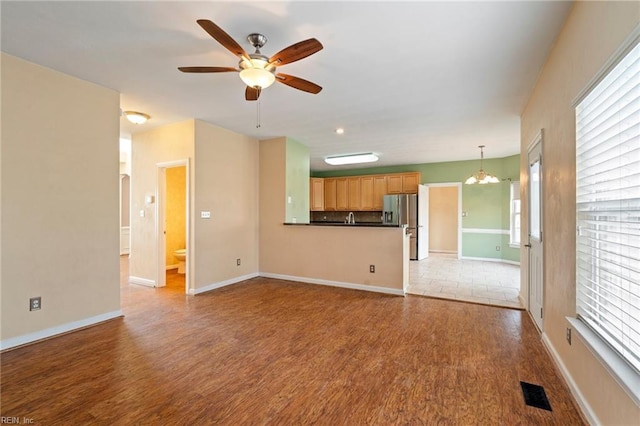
[387,172,420,194]
[324,178,337,211]
[336,178,349,211]
[373,175,387,210]
[360,176,374,210]
[310,178,325,211]
[387,175,403,194]
[401,173,420,193]
[348,177,361,210]
[313,172,420,212]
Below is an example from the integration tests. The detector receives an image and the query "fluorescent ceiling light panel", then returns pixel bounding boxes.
[325,153,379,166]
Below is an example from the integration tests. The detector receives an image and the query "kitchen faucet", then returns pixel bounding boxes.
[346,212,355,224]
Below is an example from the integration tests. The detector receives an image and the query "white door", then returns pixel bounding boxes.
[417,184,429,260]
[527,137,543,331]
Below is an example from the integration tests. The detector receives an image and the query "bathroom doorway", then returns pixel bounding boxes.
[157,160,190,294]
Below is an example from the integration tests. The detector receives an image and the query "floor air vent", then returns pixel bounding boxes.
[520,381,552,411]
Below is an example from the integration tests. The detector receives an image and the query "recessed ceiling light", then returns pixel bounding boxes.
[335,128,345,135]
[325,152,378,166]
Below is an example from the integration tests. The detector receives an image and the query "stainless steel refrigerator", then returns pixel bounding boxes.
[383,194,419,259]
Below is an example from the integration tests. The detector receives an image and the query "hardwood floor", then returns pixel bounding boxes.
[1,258,584,424]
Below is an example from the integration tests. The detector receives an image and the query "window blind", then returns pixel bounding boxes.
[576,41,640,373]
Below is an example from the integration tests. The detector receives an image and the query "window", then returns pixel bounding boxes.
[510,182,521,247]
[575,38,640,379]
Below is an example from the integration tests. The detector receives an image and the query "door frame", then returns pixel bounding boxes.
[156,159,190,294]
[425,182,462,259]
[526,131,544,331]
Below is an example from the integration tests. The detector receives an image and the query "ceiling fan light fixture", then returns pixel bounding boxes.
[239,58,276,89]
[123,111,150,124]
[325,152,379,166]
[465,145,500,185]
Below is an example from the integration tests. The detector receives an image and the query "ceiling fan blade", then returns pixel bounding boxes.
[276,73,322,94]
[269,38,323,66]
[245,86,261,101]
[178,66,238,73]
[197,19,250,61]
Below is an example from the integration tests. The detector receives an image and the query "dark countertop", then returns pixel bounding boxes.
[284,221,401,228]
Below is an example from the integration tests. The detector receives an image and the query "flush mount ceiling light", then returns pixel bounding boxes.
[335,128,345,135]
[325,152,379,166]
[465,145,500,184]
[123,111,151,124]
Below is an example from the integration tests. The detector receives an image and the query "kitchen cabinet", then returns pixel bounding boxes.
[373,175,387,210]
[402,173,420,193]
[387,175,402,194]
[360,176,374,210]
[387,172,420,194]
[348,177,361,210]
[310,178,325,211]
[312,172,421,212]
[336,178,349,211]
[324,178,337,211]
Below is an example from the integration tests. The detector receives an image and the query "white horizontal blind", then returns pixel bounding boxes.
[576,41,640,373]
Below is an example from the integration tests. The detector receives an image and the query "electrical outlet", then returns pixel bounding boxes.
[236,258,241,266]
[566,327,572,345]
[29,297,41,311]
[496,245,501,251]
[369,265,375,273]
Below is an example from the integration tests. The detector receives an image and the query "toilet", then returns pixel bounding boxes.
[174,249,186,274]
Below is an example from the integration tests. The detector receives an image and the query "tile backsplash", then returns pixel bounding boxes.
[311,211,383,223]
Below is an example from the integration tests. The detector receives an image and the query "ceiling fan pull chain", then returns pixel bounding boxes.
[256,98,261,128]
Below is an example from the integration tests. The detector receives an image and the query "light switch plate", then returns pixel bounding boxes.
[201,211,211,219]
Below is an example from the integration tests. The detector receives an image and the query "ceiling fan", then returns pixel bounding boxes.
[179,19,323,101]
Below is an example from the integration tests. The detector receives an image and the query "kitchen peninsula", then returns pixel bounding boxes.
[259,138,413,298]
[269,222,411,296]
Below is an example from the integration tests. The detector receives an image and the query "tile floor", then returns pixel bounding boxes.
[408,253,523,309]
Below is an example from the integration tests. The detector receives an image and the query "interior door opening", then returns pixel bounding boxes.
[427,183,462,259]
[157,160,190,294]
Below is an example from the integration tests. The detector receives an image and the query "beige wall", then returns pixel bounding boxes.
[1,54,121,345]
[131,120,259,292]
[192,120,259,291]
[165,166,186,266]
[520,2,639,424]
[259,137,407,293]
[429,186,458,253]
[130,120,195,284]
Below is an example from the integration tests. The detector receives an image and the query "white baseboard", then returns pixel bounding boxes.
[541,333,599,425]
[461,256,520,266]
[129,276,156,287]
[260,272,405,296]
[429,250,458,254]
[190,273,260,295]
[0,310,123,351]
[518,294,527,309]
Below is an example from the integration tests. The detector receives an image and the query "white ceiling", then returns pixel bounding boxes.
[1,1,573,171]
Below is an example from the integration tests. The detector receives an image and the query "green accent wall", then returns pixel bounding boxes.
[313,154,521,263]
[285,137,310,223]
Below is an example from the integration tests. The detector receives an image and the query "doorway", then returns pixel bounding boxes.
[157,160,190,294]
[527,132,544,331]
[427,183,461,258]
